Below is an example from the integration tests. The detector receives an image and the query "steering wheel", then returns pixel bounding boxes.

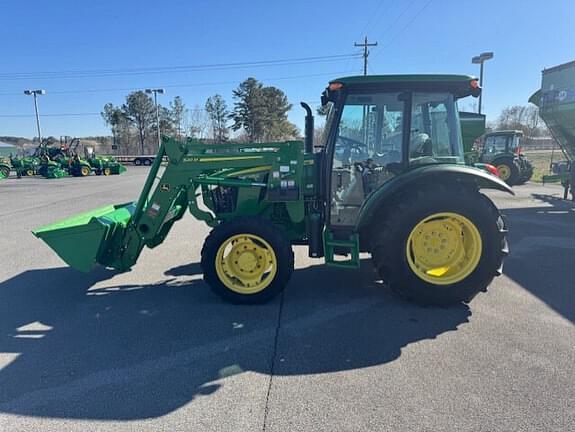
[337,136,366,150]
[336,136,368,165]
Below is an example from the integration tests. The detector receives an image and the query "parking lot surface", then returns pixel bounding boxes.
[0,169,574,431]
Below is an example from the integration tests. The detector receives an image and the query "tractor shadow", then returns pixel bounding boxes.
[500,193,575,322]
[0,260,470,420]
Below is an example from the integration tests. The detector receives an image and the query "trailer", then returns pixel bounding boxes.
[110,155,158,166]
[530,60,575,200]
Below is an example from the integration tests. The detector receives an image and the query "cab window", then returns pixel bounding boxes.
[409,93,463,164]
[330,92,404,226]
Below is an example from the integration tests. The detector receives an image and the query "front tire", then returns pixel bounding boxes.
[0,166,9,179]
[369,184,508,306]
[201,217,294,304]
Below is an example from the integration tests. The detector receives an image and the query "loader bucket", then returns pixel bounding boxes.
[111,164,127,175]
[33,202,136,272]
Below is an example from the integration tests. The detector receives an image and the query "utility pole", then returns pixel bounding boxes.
[354,36,378,76]
[24,89,46,143]
[145,88,165,152]
[354,37,377,145]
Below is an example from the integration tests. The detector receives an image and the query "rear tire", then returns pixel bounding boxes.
[516,159,533,185]
[495,159,520,186]
[369,184,508,306]
[201,217,294,304]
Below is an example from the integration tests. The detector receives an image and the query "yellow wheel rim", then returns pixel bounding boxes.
[215,234,277,294]
[103,168,111,176]
[497,164,511,181]
[406,212,482,285]
[81,166,90,176]
[26,169,34,176]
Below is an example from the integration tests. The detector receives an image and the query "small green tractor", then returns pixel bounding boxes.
[478,130,533,185]
[10,155,40,177]
[84,147,127,176]
[34,75,511,306]
[50,138,92,177]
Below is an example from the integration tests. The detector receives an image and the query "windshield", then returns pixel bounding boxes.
[409,92,464,164]
[332,91,464,169]
[483,134,517,154]
[334,92,404,169]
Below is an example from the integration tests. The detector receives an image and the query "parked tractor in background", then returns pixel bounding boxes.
[530,60,575,200]
[478,130,533,185]
[459,111,500,178]
[10,154,39,177]
[84,147,127,176]
[34,74,511,307]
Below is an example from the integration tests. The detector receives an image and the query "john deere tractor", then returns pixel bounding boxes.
[84,147,127,176]
[34,75,511,306]
[10,155,39,177]
[479,130,533,185]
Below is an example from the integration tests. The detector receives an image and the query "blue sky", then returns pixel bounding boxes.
[0,0,573,138]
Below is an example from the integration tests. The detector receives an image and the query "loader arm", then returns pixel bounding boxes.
[34,137,307,273]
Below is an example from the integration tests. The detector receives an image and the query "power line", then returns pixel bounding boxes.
[378,0,434,52]
[0,70,353,97]
[0,54,361,81]
[0,112,102,118]
[374,0,419,45]
[357,0,388,41]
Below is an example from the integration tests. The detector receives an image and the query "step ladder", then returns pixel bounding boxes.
[323,229,360,269]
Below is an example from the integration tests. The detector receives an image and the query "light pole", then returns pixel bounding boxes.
[24,89,46,143]
[471,52,494,115]
[145,88,165,151]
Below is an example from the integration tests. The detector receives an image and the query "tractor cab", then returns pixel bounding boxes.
[481,130,523,161]
[318,75,481,230]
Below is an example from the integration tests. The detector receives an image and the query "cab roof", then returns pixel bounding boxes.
[330,74,477,86]
[328,74,480,99]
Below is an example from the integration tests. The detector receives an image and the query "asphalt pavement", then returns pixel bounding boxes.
[0,168,573,431]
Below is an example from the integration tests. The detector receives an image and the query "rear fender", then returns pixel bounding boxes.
[356,164,513,230]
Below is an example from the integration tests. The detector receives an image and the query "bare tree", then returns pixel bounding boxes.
[496,105,548,142]
[188,106,209,139]
[170,96,187,138]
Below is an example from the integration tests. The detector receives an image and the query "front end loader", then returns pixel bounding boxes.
[34,74,512,306]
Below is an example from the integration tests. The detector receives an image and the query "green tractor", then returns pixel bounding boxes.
[84,147,127,176]
[459,111,500,177]
[0,157,11,180]
[478,130,533,185]
[34,74,511,306]
[53,138,92,177]
[10,155,39,177]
